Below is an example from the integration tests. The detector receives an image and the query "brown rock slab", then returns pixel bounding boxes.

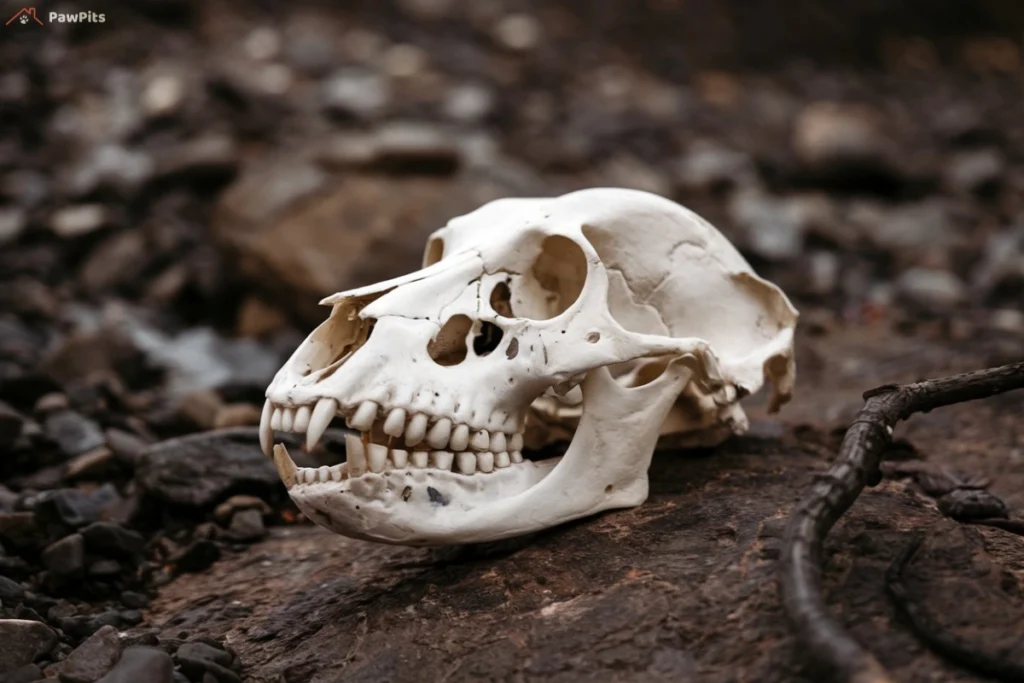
[50,624,122,683]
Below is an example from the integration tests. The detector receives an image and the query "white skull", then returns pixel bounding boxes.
[261,188,797,546]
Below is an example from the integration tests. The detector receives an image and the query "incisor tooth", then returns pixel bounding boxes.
[495,451,510,468]
[346,434,367,476]
[450,423,470,451]
[367,443,388,473]
[411,451,429,468]
[306,398,336,451]
[477,451,494,473]
[489,432,506,453]
[273,444,298,487]
[391,448,409,468]
[383,408,407,437]
[294,405,311,432]
[456,452,476,474]
[270,407,283,431]
[470,430,489,451]
[509,432,524,452]
[259,400,273,457]
[427,418,452,449]
[406,413,428,445]
[431,450,454,470]
[281,407,295,432]
[349,401,378,431]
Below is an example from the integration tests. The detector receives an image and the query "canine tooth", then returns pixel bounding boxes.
[477,451,494,473]
[411,451,429,468]
[270,407,283,430]
[511,450,523,463]
[346,434,367,476]
[281,407,295,432]
[431,450,454,470]
[383,408,407,437]
[259,400,273,457]
[349,401,378,431]
[489,432,506,453]
[391,448,409,468]
[456,452,476,474]
[272,444,298,488]
[470,430,489,451]
[495,451,510,468]
[427,418,452,449]
[307,398,337,451]
[318,466,331,482]
[294,405,311,432]
[509,432,524,452]
[367,443,388,473]
[450,424,470,451]
[405,413,429,445]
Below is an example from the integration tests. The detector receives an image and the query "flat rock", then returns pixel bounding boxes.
[95,646,173,683]
[42,533,85,576]
[51,624,122,683]
[0,619,58,672]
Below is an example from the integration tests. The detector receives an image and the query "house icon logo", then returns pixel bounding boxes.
[6,7,44,25]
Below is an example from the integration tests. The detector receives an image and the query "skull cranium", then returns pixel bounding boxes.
[262,188,798,545]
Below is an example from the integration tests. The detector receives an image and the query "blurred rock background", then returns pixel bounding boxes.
[1,1,1023,681]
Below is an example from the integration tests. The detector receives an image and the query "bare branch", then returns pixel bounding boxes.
[778,361,1024,683]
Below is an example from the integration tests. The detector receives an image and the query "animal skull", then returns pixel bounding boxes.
[261,188,798,546]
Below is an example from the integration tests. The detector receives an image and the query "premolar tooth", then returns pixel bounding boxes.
[391,448,409,468]
[383,408,407,437]
[477,451,494,473]
[456,452,476,474]
[411,451,429,468]
[318,466,331,482]
[330,464,344,481]
[281,407,295,432]
[431,450,454,470]
[405,413,429,445]
[489,432,506,453]
[272,444,298,488]
[306,398,337,451]
[367,443,388,473]
[509,432,524,452]
[349,401,378,431]
[294,405,311,433]
[450,424,470,451]
[495,451,510,468]
[270,407,283,430]
[510,451,523,463]
[427,418,452,449]
[470,430,489,451]
[259,400,273,457]
[346,434,367,476]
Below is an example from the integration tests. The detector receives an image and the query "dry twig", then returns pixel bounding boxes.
[778,361,1024,683]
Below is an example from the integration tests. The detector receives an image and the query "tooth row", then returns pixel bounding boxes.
[294,463,347,484]
[343,434,522,476]
[261,398,524,457]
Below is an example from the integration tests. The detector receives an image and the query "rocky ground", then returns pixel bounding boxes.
[1,1,1023,681]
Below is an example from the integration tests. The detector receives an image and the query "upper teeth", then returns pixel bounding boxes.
[260,397,526,481]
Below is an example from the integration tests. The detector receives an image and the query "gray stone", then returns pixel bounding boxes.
[50,205,108,238]
[676,139,754,192]
[729,188,830,261]
[227,509,266,542]
[944,148,1004,194]
[42,533,85,576]
[53,624,122,683]
[0,619,58,672]
[895,267,968,309]
[0,575,25,603]
[44,411,105,457]
[321,69,390,118]
[95,647,173,683]
[0,207,26,245]
[81,522,145,558]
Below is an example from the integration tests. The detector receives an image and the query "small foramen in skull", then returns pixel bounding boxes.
[261,188,798,546]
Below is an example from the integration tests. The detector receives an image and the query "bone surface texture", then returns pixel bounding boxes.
[261,188,798,546]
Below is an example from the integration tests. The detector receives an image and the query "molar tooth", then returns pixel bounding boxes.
[489,432,506,453]
[509,432,524,452]
[383,408,407,437]
[367,443,388,473]
[510,451,523,463]
[270,407,283,431]
[456,452,476,474]
[294,405,311,433]
[281,407,295,432]
[495,451,510,468]
[411,451,429,468]
[427,418,452,449]
[470,429,489,451]
[272,444,298,488]
[345,434,367,476]
[405,413,429,445]
[391,448,409,468]
[349,401,378,431]
[477,451,494,473]
[259,400,273,457]
[449,424,470,451]
[306,398,337,452]
[431,450,454,470]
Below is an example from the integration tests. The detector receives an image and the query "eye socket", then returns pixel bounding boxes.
[472,322,504,356]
